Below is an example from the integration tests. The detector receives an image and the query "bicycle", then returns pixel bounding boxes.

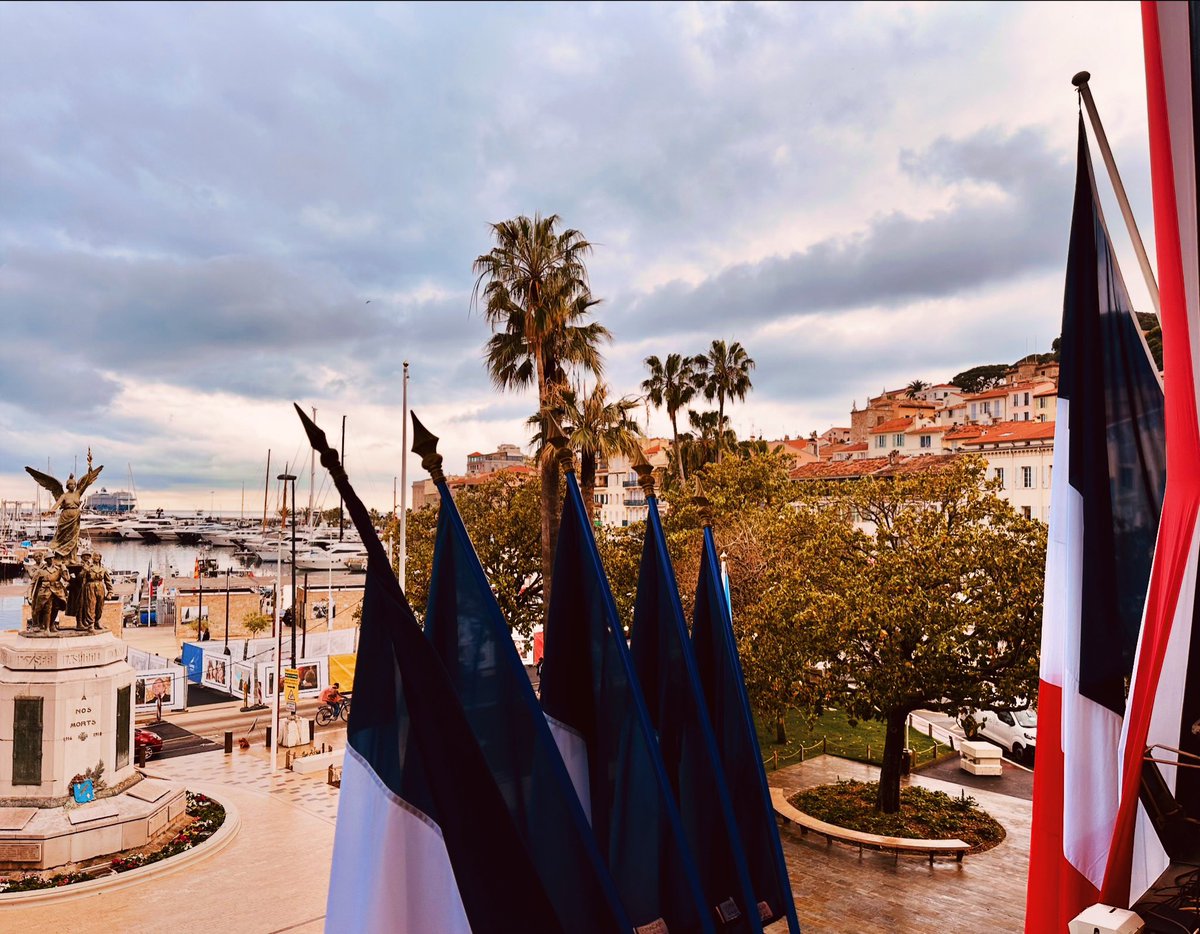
[316,697,351,726]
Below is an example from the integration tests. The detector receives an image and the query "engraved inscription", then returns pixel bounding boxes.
[0,843,41,861]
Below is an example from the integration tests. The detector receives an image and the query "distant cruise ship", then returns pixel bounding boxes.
[85,487,137,514]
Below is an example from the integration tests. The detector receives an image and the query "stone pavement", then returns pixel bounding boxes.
[1,745,1032,933]
[1,747,338,934]
[768,754,1031,932]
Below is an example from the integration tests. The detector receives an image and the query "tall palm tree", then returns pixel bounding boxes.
[547,383,642,525]
[642,353,701,483]
[904,379,930,399]
[695,339,755,462]
[473,214,608,619]
[687,408,736,466]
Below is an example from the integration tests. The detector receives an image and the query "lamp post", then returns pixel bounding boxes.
[278,471,298,668]
[223,567,231,657]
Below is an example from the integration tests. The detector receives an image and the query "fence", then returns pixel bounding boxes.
[762,713,964,771]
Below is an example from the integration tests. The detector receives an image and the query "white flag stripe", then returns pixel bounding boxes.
[546,713,592,825]
[326,746,471,934]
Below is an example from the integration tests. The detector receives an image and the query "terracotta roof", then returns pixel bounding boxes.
[944,425,984,441]
[643,444,662,456]
[966,387,1013,400]
[959,421,1056,445]
[790,453,961,481]
[868,417,914,434]
[905,423,946,434]
[819,441,868,459]
[467,452,483,457]
[1033,387,1058,397]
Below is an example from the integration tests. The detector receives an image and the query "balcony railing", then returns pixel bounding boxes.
[624,498,647,508]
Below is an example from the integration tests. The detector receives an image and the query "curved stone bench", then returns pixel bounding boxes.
[770,788,968,865]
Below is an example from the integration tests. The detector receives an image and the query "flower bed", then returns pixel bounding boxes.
[0,792,226,893]
[789,779,1005,852]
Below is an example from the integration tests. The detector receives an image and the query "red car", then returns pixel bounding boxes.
[135,729,164,761]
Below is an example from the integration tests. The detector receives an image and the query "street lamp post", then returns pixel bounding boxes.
[224,567,231,657]
[278,471,298,668]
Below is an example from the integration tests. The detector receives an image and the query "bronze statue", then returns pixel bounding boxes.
[30,555,69,632]
[79,553,113,631]
[25,454,103,562]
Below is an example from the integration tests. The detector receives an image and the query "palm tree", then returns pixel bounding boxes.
[549,383,642,525]
[642,353,701,483]
[904,379,930,399]
[695,339,755,462]
[473,214,609,619]
[687,408,736,466]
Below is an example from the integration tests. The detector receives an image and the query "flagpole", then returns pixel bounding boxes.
[1073,71,1161,318]
[399,361,409,589]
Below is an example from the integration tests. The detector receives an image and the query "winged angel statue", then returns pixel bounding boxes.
[26,454,103,561]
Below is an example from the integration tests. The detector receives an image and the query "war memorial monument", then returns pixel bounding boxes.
[0,456,186,871]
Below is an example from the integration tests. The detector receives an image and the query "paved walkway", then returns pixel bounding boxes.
[2,746,1032,933]
[768,754,1031,932]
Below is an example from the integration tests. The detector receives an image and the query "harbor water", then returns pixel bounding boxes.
[0,541,254,632]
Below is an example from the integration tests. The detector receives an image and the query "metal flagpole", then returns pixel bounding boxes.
[400,360,409,589]
[271,472,284,776]
[1073,71,1161,317]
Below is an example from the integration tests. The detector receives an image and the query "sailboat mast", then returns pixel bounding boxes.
[309,407,316,529]
[262,449,271,531]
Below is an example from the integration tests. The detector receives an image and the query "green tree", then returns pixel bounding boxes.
[695,339,755,462]
[904,379,930,398]
[950,363,1008,394]
[806,456,1045,813]
[241,612,272,638]
[473,214,608,621]
[642,353,702,483]
[402,474,545,638]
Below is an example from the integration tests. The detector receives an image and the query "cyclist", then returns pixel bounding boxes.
[320,682,344,721]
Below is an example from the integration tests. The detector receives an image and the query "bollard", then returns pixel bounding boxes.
[224,731,233,755]
[265,725,272,749]
[822,737,827,755]
[308,719,315,743]
[136,743,147,768]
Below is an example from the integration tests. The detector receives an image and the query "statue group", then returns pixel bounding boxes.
[23,455,114,635]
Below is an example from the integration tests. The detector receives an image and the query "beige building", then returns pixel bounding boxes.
[594,440,671,528]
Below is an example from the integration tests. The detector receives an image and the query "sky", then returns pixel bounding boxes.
[0,1,1153,513]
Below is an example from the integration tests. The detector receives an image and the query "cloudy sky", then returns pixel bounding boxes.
[0,1,1151,512]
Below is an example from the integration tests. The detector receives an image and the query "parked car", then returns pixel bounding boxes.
[962,708,1037,763]
[135,729,164,761]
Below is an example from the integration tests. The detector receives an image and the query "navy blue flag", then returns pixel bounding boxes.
[296,407,564,934]
[630,496,764,932]
[693,525,800,932]
[424,471,631,933]
[540,470,714,934]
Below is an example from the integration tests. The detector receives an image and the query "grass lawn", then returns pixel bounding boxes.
[754,708,951,771]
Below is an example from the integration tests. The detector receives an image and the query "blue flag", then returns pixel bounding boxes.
[693,526,800,932]
[297,407,563,934]
[630,496,764,932]
[424,475,631,933]
[541,470,714,934]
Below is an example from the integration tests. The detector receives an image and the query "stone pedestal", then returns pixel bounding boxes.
[0,631,135,800]
[0,631,185,871]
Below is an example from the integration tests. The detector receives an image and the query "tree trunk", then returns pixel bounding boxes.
[581,451,597,525]
[535,357,559,627]
[670,411,685,483]
[775,714,787,745]
[716,394,726,463]
[875,708,910,814]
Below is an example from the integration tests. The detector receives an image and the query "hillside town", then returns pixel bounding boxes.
[416,354,1062,527]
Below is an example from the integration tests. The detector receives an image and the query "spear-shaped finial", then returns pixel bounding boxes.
[691,476,713,528]
[631,446,656,499]
[410,412,445,483]
[294,403,348,484]
[545,415,574,472]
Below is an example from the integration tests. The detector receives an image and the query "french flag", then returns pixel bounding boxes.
[540,466,714,933]
[1101,0,1200,907]
[296,407,564,934]
[1024,116,1165,930]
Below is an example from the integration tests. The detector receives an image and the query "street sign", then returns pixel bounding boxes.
[283,667,299,715]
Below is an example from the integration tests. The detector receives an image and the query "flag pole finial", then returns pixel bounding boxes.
[294,403,348,484]
[1071,70,1091,88]
[545,414,574,473]
[410,412,445,483]
[691,477,713,527]
[631,446,656,499]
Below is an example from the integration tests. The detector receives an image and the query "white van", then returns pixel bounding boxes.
[963,708,1037,764]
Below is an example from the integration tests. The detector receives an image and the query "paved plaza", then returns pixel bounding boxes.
[1,739,1031,933]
